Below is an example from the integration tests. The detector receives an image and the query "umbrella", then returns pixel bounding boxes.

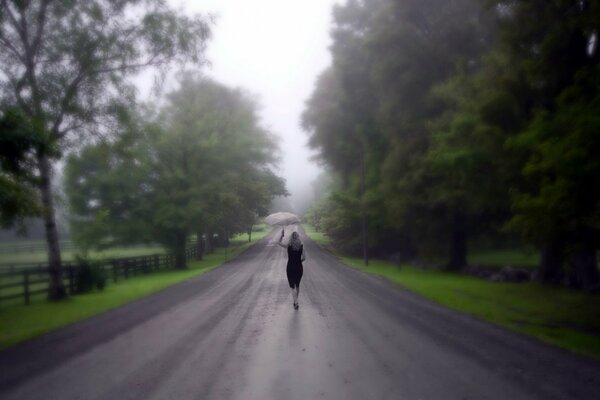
[264,212,301,226]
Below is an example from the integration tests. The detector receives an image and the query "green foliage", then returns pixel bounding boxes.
[75,257,107,293]
[507,84,600,244]
[1,0,213,298]
[0,109,47,229]
[303,0,600,286]
[303,0,495,262]
[65,75,286,266]
[0,0,212,142]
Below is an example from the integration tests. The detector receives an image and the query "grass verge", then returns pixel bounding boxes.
[0,245,167,265]
[0,227,271,351]
[303,225,600,360]
[467,249,539,269]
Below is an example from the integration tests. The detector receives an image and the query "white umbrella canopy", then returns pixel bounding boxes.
[264,212,301,226]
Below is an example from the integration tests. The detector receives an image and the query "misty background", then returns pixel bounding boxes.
[1,0,599,368]
[0,0,340,240]
[162,0,340,213]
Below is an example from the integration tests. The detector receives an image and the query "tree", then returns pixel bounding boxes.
[0,0,211,299]
[484,0,600,288]
[158,74,285,259]
[64,117,156,253]
[368,0,495,269]
[507,84,600,288]
[66,75,286,268]
[303,0,388,264]
[303,0,495,266]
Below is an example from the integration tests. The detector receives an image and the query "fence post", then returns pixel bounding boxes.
[24,270,30,306]
[124,260,129,279]
[154,255,159,271]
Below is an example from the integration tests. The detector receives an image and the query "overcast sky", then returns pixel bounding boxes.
[162,0,342,209]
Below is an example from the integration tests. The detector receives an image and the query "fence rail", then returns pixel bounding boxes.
[0,246,199,305]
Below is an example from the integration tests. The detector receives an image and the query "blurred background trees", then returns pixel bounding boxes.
[65,74,286,269]
[0,0,212,298]
[1,0,598,297]
[303,0,600,290]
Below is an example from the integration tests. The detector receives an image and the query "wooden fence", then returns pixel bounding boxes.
[0,246,198,305]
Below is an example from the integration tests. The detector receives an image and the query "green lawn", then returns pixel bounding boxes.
[0,244,167,265]
[0,226,272,350]
[302,224,330,248]
[468,249,540,269]
[303,225,600,360]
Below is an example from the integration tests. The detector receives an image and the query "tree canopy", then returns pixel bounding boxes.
[303,0,600,289]
[0,108,47,229]
[66,75,287,268]
[0,0,212,299]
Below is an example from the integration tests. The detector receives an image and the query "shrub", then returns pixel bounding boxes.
[75,257,107,293]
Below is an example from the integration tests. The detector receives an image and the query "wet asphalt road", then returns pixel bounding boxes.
[1,228,599,400]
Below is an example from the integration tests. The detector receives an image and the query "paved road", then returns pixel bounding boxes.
[1,229,600,400]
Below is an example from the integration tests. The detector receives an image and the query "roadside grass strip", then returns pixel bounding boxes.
[0,228,270,351]
[467,249,599,270]
[303,225,600,360]
[467,249,539,269]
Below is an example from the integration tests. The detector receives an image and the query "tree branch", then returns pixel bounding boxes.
[0,32,26,64]
[0,1,23,42]
[51,71,86,136]
[57,121,87,139]
[90,55,168,75]
[30,0,51,61]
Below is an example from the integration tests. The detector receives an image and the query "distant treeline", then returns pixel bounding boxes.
[302,0,600,290]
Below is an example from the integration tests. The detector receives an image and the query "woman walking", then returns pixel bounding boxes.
[278,229,306,309]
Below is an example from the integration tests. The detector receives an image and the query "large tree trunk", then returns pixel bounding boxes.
[536,241,564,284]
[38,154,67,301]
[195,231,204,261]
[569,228,599,290]
[174,232,187,269]
[447,224,467,271]
[247,225,252,243]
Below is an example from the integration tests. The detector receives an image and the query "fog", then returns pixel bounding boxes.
[162,0,342,212]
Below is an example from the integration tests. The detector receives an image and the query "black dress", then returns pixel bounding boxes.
[286,245,304,288]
